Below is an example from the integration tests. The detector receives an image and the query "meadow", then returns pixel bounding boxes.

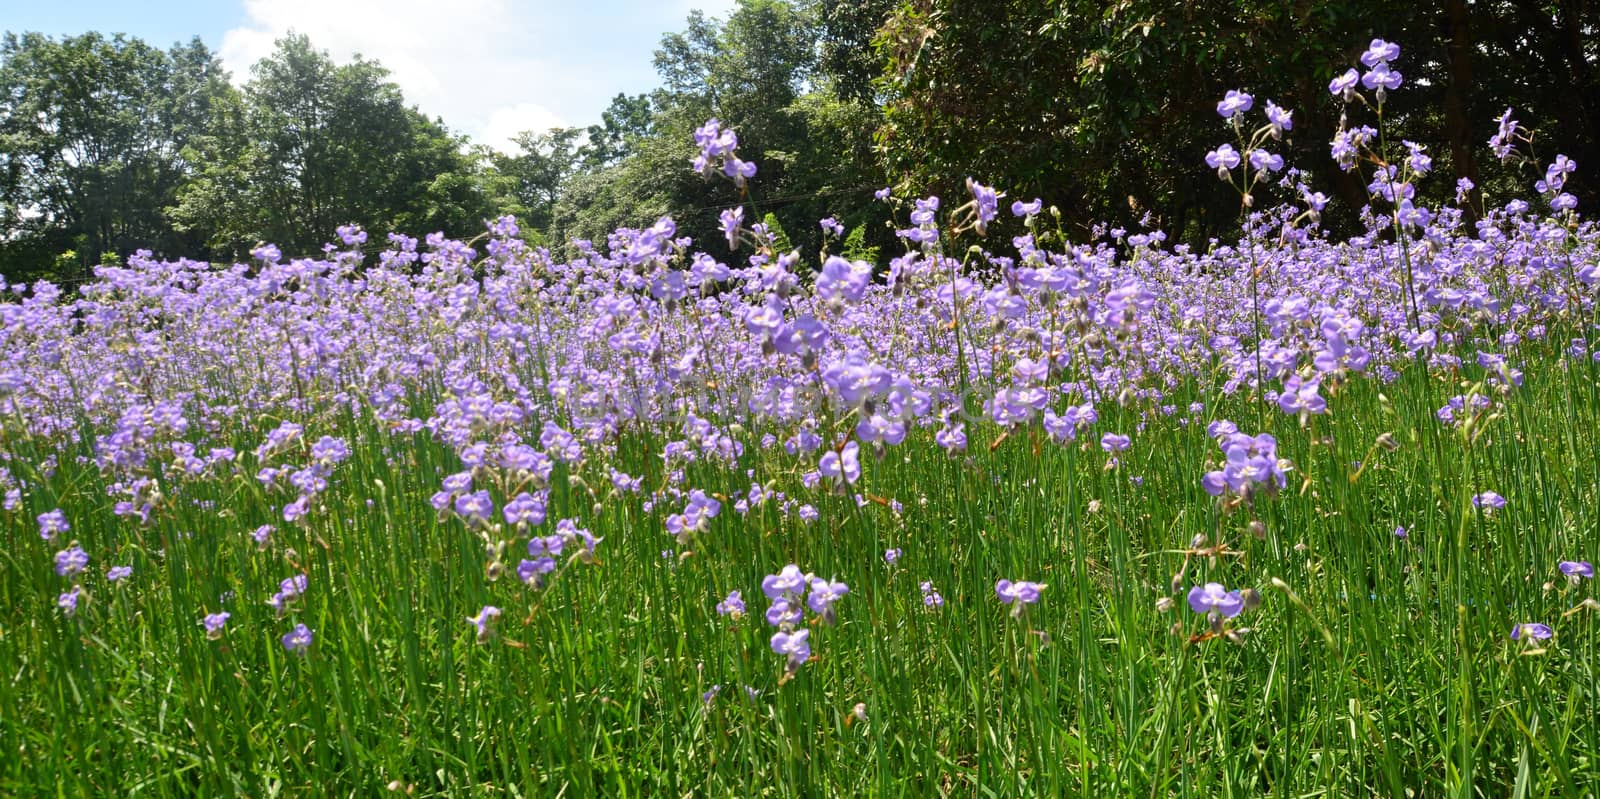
[2,39,1599,797]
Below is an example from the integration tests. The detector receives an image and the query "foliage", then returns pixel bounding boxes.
[0,32,229,281]
[169,34,498,258]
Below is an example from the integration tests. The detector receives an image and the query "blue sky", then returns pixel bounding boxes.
[1,0,738,151]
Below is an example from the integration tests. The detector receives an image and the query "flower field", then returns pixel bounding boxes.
[3,39,1600,796]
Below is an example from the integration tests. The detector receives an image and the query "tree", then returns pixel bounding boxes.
[551,0,884,258]
[578,93,653,169]
[0,32,229,281]
[171,33,497,257]
[494,127,582,234]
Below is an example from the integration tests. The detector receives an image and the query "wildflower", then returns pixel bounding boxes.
[765,596,803,628]
[716,590,746,618]
[720,206,744,250]
[1559,561,1594,583]
[453,490,494,524]
[518,557,557,585]
[762,565,808,599]
[106,565,133,582]
[770,629,811,671]
[1100,433,1132,453]
[54,545,89,578]
[1216,90,1254,119]
[819,442,861,491]
[201,611,230,639]
[467,606,501,643]
[268,574,308,615]
[1360,38,1400,68]
[1010,198,1042,217]
[1264,101,1293,135]
[251,524,273,548]
[1510,623,1553,641]
[966,177,1002,235]
[1187,583,1245,618]
[504,492,547,528]
[996,579,1046,609]
[281,623,314,654]
[1328,68,1359,100]
[38,509,72,541]
[884,548,902,565]
[921,581,944,608]
[806,577,850,624]
[1247,149,1285,173]
[58,587,82,618]
[1205,143,1242,178]
[1277,374,1327,416]
[1361,62,1402,94]
[1473,491,1507,512]
[1393,525,1408,540]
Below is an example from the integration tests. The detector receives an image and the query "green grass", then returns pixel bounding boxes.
[3,336,1599,798]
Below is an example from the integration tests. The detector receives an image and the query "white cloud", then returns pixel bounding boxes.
[482,103,570,153]
[219,0,739,153]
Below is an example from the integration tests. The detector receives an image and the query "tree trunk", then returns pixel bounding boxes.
[1443,0,1480,215]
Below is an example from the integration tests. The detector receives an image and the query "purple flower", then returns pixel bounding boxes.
[1559,561,1594,580]
[106,565,133,582]
[761,564,808,600]
[820,216,845,236]
[1277,374,1328,415]
[1248,149,1285,173]
[884,548,902,565]
[281,623,314,654]
[1359,38,1400,68]
[1205,143,1242,177]
[716,590,746,617]
[518,557,557,585]
[1010,198,1042,217]
[54,545,89,578]
[1361,63,1402,92]
[201,611,230,639]
[1264,101,1293,134]
[920,581,944,608]
[468,606,501,642]
[1328,68,1359,98]
[1216,89,1254,119]
[996,579,1046,606]
[1100,433,1132,453]
[1187,583,1244,618]
[764,596,803,628]
[770,629,811,670]
[58,587,81,618]
[806,577,849,624]
[874,186,891,201]
[720,206,744,250]
[819,442,861,490]
[453,490,494,524]
[504,492,547,528]
[1510,623,1553,641]
[966,177,1002,234]
[37,509,69,541]
[280,574,308,598]
[1473,491,1507,511]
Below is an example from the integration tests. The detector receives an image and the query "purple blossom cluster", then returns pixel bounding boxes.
[755,564,848,676]
[3,34,1596,685]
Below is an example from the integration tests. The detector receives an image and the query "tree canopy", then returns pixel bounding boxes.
[3,0,1598,281]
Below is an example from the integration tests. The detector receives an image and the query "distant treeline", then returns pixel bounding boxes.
[3,1,1597,283]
